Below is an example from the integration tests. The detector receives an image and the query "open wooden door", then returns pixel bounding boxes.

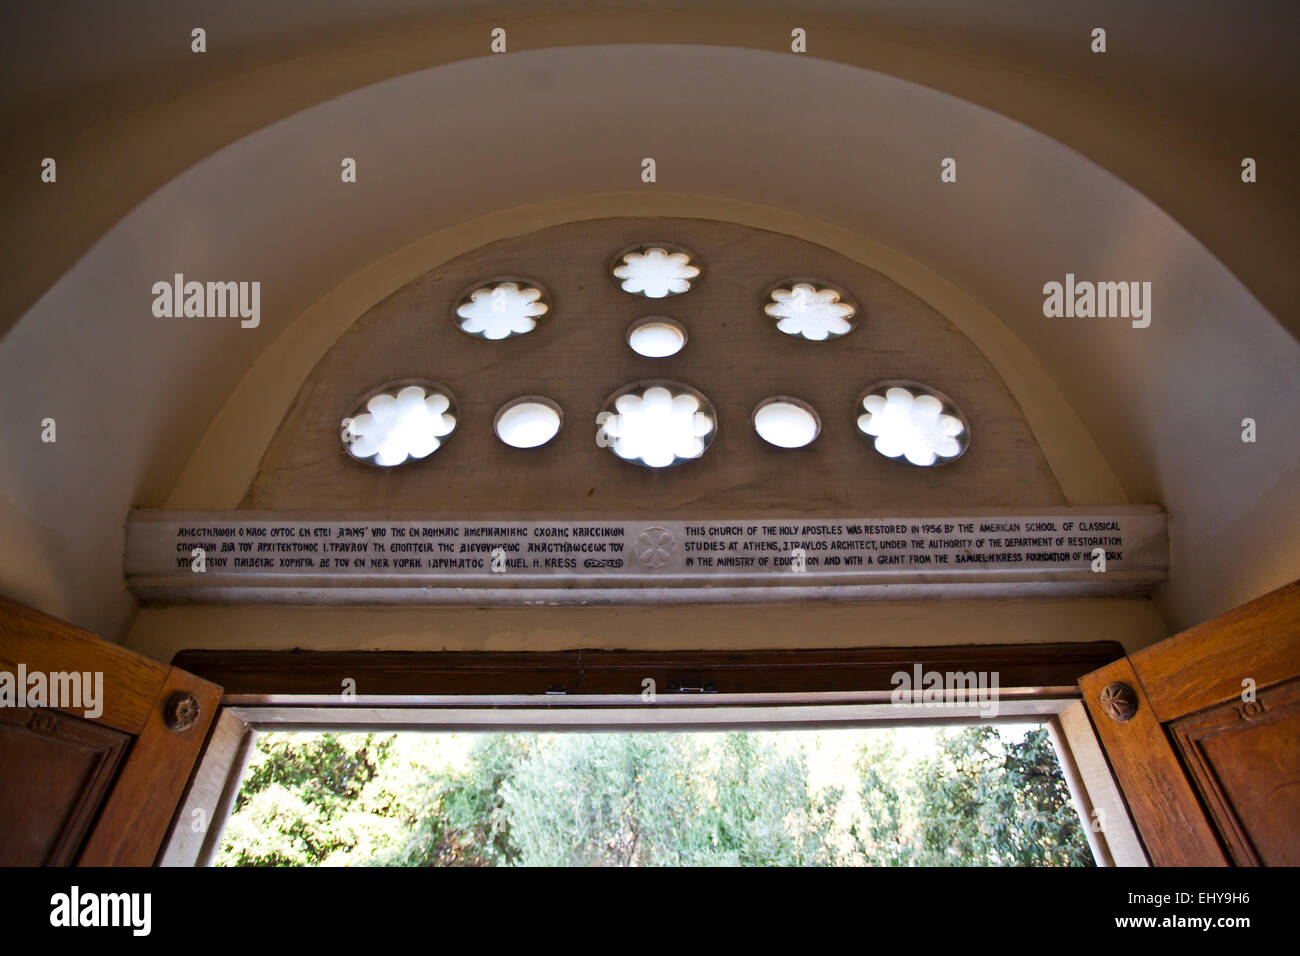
[1080,580,1300,866]
[0,597,221,866]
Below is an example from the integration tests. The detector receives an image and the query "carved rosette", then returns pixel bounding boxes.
[1099,682,1138,722]
[163,691,201,731]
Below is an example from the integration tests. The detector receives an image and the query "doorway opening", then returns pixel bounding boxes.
[160,645,1147,867]
[214,723,1093,867]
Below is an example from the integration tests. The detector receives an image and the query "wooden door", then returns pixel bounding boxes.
[0,597,221,866]
[1080,580,1300,865]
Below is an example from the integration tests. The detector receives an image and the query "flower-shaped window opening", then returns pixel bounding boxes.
[613,247,700,298]
[342,384,457,467]
[597,383,716,468]
[764,282,857,341]
[856,384,968,467]
[455,281,548,340]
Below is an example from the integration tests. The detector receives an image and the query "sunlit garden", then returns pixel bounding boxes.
[217,724,1093,867]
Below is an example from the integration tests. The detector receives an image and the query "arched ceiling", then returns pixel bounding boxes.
[0,31,1296,645]
[2,2,1296,339]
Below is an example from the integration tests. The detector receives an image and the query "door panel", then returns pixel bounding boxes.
[0,706,129,865]
[1169,676,1300,865]
[1080,580,1300,866]
[0,596,221,866]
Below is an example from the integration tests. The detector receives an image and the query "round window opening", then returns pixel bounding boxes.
[627,317,688,357]
[854,381,969,466]
[340,380,458,467]
[753,397,821,448]
[494,396,564,449]
[596,381,716,468]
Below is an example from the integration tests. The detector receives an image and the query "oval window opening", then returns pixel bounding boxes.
[627,318,688,357]
[753,398,821,448]
[494,397,563,449]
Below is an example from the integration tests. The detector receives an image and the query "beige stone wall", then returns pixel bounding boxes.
[120,214,1162,666]
[243,218,1063,514]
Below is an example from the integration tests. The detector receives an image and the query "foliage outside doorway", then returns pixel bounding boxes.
[216,724,1092,867]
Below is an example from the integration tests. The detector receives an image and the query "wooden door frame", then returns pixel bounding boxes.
[0,596,221,866]
[172,643,1124,703]
[162,641,1147,867]
[1079,580,1300,866]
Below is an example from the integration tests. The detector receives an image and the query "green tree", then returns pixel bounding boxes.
[495,732,841,866]
[217,725,1093,868]
[217,732,394,866]
[848,731,918,865]
[913,726,1092,867]
[377,734,529,867]
[500,733,707,866]
[701,732,841,866]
